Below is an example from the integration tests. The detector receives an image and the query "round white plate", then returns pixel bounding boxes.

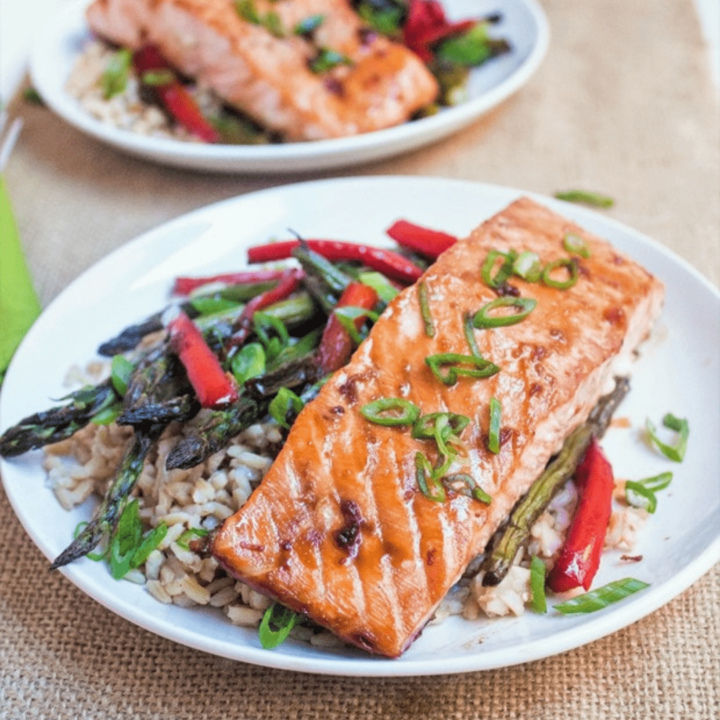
[1,177,718,676]
[29,0,549,173]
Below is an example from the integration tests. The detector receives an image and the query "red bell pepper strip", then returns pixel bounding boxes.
[403,0,476,62]
[317,282,379,374]
[172,269,287,296]
[546,438,615,593]
[168,311,238,408]
[133,45,219,143]
[385,219,457,259]
[226,268,304,348]
[247,240,423,284]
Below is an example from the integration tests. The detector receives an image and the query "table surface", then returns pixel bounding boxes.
[1,1,718,719]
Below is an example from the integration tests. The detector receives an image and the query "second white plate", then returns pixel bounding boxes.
[30,0,549,173]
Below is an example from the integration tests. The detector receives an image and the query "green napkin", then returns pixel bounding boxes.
[0,176,41,383]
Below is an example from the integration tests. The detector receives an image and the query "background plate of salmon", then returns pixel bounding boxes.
[29,0,549,173]
[1,177,718,675]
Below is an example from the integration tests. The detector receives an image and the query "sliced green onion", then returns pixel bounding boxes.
[412,412,469,441]
[436,22,492,66]
[109,499,144,580]
[625,471,673,514]
[473,297,537,328]
[562,232,591,258]
[253,312,289,362]
[231,342,266,385]
[258,602,298,649]
[110,355,134,397]
[101,48,132,99]
[415,452,446,502]
[554,577,649,614]
[131,522,168,568]
[646,414,689,462]
[554,190,615,209]
[513,251,542,282]
[530,556,547,613]
[262,11,285,37]
[269,387,304,430]
[91,402,122,426]
[333,306,380,345]
[463,312,482,358]
[73,522,108,561]
[141,69,176,87]
[360,398,421,427]
[309,48,353,73]
[358,271,399,303]
[235,0,261,23]
[425,352,500,385]
[356,2,403,35]
[176,527,209,551]
[488,397,502,454]
[294,13,325,36]
[541,258,579,290]
[481,249,518,289]
[443,473,492,504]
[418,281,435,338]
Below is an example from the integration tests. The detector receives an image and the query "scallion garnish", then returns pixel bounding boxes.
[230,342,266,385]
[415,452,446,502]
[554,190,615,209]
[513,251,542,282]
[358,271,399,303]
[488,397,502,454]
[418,281,435,338]
[294,13,325,36]
[473,297,537,329]
[356,2,403,36]
[481,249,518,289]
[141,69,176,87]
[625,471,672,514]
[541,258,579,290]
[253,312,289,362]
[530,556,547,613]
[91,403,122,426]
[333,306,380,345]
[176,527,210,550]
[269,387,304,430]
[554,577,649,614]
[436,22,493,66]
[463,312,482,358]
[110,355,134,397]
[73,521,108,561]
[360,398,421,427]
[235,0,261,23]
[262,11,285,37]
[443,473,492,504]
[101,48,132,99]
[258,602,298,649]
[562,232,591,258]
[425,352,500,385]
[646,413,689,462]
[412,412,469,441]
[308,48,353,74]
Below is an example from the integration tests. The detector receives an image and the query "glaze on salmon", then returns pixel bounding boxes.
[212,198,665,658]
[85,0,439,141]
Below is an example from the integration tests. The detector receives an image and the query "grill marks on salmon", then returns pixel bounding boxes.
[85,0,439,141]
[212,198,665,657]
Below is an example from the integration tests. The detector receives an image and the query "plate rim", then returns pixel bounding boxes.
[28,0,550,172]
[1,176,719,676]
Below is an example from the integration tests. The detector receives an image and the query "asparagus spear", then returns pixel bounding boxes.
[49,421,166,570]
[480,377,630,586]
[97,311,166,357]
[165,395,271,470]
[0,380,119,457]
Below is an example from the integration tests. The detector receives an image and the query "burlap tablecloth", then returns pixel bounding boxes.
[1,1,718,717]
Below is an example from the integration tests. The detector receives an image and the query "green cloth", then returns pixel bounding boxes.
[0,176,40,379]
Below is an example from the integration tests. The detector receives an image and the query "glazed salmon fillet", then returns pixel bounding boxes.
[85,0,438,140]
[212,198,665,657]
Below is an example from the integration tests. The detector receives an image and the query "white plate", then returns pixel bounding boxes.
[29,0,549,173]
[1,177,718,676]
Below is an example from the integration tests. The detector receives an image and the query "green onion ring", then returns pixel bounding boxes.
[463,312,483,357]
[443,473,492,504]
[360,397,421,426]
[418,281,435,338]
[554,578,649,614]
[412,412,470,441]
[624,482,658,513]
[646,414,689,462]
[258,602,298,649]
[481,249,518,289]
[541,258,579,290]
[488,397,502,454]
[513,251,542,282]
[473,297,537,329]
[425,352,500,384]
[562,232,591,258]
[415,452,446,502]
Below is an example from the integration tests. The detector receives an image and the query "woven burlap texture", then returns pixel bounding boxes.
[1,0,718,717]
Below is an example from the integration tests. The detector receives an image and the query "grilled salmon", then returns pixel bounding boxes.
[85,0,439,141]
[212,198,665,657]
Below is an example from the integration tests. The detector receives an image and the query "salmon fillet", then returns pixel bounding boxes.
[85,0,439,141]
[212,198,665,657]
